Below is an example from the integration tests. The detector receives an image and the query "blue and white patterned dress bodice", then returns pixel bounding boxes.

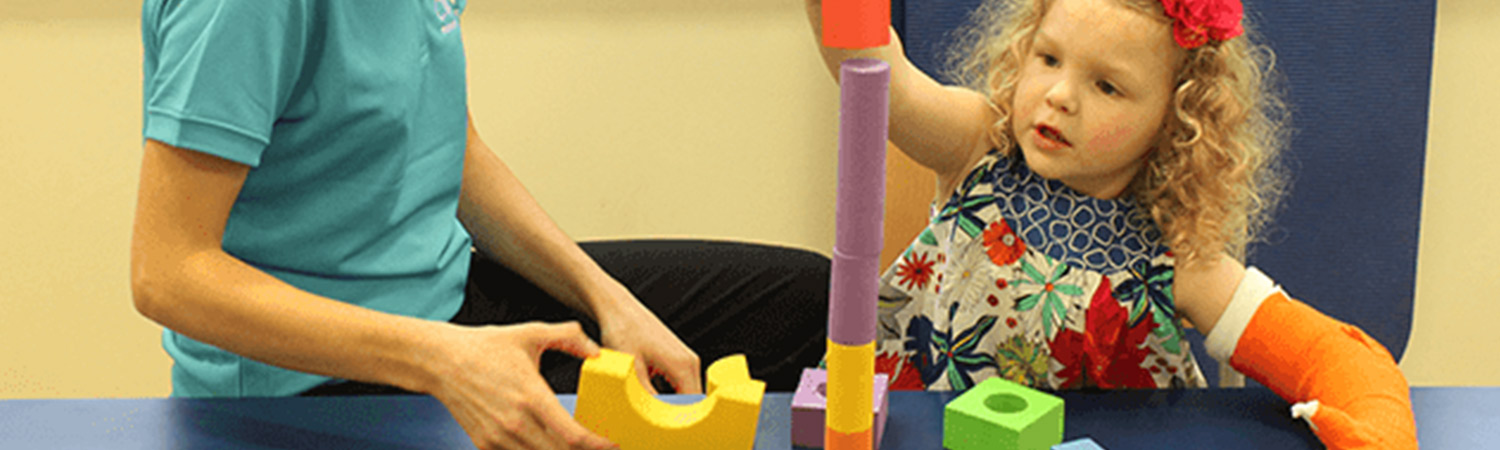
[876,150,1206,391]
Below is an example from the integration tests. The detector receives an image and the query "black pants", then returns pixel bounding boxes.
[302,239,829,396]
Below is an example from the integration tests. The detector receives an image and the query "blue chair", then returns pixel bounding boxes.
[892,0,1436,386]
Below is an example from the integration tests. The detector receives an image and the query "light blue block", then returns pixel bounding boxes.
[1052,437,1106,450]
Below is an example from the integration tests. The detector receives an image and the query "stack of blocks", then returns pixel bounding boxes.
[821,0,890,448]
[944,378,1065,450]
[790,369,891,448]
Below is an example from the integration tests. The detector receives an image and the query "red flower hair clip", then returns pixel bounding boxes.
[1160,0,1244,49]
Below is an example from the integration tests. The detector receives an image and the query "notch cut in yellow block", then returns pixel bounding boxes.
[574,349,766,450]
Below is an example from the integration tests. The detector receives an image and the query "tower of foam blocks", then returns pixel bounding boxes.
[823,55,889,450]
[820,2,890,450]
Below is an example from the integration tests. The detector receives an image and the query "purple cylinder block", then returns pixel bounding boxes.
[828,250,880,346]
[833,58,890,258]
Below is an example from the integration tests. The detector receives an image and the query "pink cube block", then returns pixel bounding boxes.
[790,368,890,448]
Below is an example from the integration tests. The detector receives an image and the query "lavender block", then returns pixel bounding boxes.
[790,368,891,448]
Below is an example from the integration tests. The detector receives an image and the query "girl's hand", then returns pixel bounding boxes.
[426,322,619,450]
[1296,400,1411,450]
[594,282,703,395]
[803,1,997,204]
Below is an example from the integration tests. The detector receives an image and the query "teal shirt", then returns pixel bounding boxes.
[142,0,472,397]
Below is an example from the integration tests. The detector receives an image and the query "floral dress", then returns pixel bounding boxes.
[876,150,1205,391]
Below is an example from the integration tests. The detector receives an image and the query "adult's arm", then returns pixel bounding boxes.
[455,117,702,395]
[130,140,612,450]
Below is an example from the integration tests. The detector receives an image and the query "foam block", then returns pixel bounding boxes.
[944,377,1064,450]
[1052,437,1106,450]
[574,349,765,450]
[832,58,890,260]
[821,0,891,49]
[828,251,880,347]
[823,341,875,449]
[791,368,891,448]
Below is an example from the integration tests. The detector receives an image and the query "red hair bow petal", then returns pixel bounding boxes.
[1160,0,1244,49]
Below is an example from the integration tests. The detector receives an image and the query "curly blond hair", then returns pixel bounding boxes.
[945,0,1289,265]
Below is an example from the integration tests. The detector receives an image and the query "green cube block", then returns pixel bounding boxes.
[943,378,1064,450]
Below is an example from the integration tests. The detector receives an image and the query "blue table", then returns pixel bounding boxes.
[0,388,1490,449]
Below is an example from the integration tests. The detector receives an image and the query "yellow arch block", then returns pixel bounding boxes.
[574,349,766,450]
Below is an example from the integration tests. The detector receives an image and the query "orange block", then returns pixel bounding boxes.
[827,427,873,450]
[822,0,890,49]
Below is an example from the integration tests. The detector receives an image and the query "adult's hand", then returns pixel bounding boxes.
[594,282,703,395]
[427,321,618,450]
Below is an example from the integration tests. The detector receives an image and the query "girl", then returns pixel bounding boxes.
[805,0,1416,447]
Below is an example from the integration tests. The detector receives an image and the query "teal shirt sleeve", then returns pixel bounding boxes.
[142,0,312,167]
[141,0,475,398]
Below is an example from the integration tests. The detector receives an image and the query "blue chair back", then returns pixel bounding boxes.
[894,0,1436,386]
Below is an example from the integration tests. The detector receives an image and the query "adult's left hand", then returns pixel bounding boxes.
[592,281,703,395]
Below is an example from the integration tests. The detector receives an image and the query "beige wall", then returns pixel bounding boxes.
[0,0,1493,398]
[2,11,159,397]
[1402,0,1500,387]
[461,1,838,249]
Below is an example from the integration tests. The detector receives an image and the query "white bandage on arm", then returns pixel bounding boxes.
[1205,266,1281,363]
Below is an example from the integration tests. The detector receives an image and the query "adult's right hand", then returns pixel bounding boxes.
[426,321,617,450]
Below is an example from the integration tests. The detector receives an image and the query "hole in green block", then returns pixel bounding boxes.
[984,393,1028,414]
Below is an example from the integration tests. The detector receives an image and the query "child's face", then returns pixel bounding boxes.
[1010,0,1183,199]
